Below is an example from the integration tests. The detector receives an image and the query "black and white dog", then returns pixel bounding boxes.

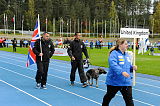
[86,68,107,87]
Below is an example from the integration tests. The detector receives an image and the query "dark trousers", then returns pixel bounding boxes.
[102,85,134,106]
[13,46,16,52]
[36,62,49,86]
[0,43,3,48]
[70,60,87,83]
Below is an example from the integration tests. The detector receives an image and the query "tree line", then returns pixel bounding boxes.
[0,0,160,36]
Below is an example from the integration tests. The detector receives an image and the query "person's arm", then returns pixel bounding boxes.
[67,42,73,57]
[49,40,55,58]
[82,42,89,59]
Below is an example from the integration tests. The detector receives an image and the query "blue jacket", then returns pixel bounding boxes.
[105,50,133,86]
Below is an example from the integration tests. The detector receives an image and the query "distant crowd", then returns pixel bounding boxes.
[0,37,160,51]
[0,37,31,48]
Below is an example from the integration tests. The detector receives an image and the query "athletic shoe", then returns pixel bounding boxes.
[36,83,41,89]
[70,81,74,86]
[82,83,88,88]
[41,85,47,89]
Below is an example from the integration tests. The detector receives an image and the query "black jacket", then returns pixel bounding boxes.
[67,39,89,60]
[33,38,55,62]
[11,39,17,47]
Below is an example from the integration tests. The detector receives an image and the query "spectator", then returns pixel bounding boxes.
[5,38,9,48]
[3,37,6,47]
[0,37,3,48]
[90,40,94,49]
[20,39,24,48]
[150,46,154,55]
[99,39,103,49]
[11,38,17,52]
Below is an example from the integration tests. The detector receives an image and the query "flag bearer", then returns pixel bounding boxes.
[33,32,55,89]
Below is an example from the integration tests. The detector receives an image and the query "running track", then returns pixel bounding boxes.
[0,51,160,106]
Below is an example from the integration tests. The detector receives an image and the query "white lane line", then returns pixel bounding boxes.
[0,53,160,83]
[136,82,160,89]
[47,74,155,106]
[0,61,155,106]
[0,79,52,106]
[98,80,160,97]
[0,66,101,105]
[1,58,160,97]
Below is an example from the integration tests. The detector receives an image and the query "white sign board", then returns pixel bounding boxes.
[53,48,68,56]
[120,28,149,38]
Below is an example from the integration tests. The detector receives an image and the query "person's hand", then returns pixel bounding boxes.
[122,72,130,77]
[71,56,75,60]
[39,53,43,56]
[86,58,89,62]
[133,65,137,71]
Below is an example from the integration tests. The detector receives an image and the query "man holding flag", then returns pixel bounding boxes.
[33,32,55,89]
[26,15,55,89]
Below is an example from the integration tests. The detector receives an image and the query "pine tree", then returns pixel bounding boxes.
[108,1,118,37]
[25,0,35,30]
[153,2,160,33]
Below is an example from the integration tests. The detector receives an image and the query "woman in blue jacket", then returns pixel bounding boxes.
[102,39,137,106]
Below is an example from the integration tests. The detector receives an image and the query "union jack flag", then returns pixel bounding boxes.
[26,16,41,67]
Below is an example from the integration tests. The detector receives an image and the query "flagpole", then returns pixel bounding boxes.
[60,17,61,37]
[22,16,24,36]
[152,18,154,38]
[38,14,42,61]
[133,37,136,86]
[14,15,15,36]
[62,18,63,37]
[89,19,90,38]
[86,19,87,35]
[78,18,79,32]
[81,20,82,34]
[67,19,68,37]
[46,17,47,32]
[4,13,6,34]
[102,19,103,37]
[53,18,55,37]
[74,19,76,34]
[94,19,95,37]
[105,20,106,38]
[70,18,71,37]
[110,19,112,38]
[97,20,98,38]
[6,15,8,36]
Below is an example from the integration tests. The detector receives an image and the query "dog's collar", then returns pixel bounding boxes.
[95,70,99,74]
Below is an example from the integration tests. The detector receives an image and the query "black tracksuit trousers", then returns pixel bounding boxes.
[70,60,87,83]
[102,85,134,106]
[35,62,49,86]
[13,46,16,52]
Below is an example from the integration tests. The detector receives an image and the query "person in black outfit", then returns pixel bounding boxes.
[11,38,17,52]
[33,32,55,89]
[20,39,23,48]
[3,37,6,47]
[67,32,89,88]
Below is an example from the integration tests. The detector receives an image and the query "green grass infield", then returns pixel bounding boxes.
[0,47,160,77]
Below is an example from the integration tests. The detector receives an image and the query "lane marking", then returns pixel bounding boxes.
[0,79,52,106]
[0,53,160,83]
[0,62,155,106]
[0,66,101,105]
[1,58,160,97]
